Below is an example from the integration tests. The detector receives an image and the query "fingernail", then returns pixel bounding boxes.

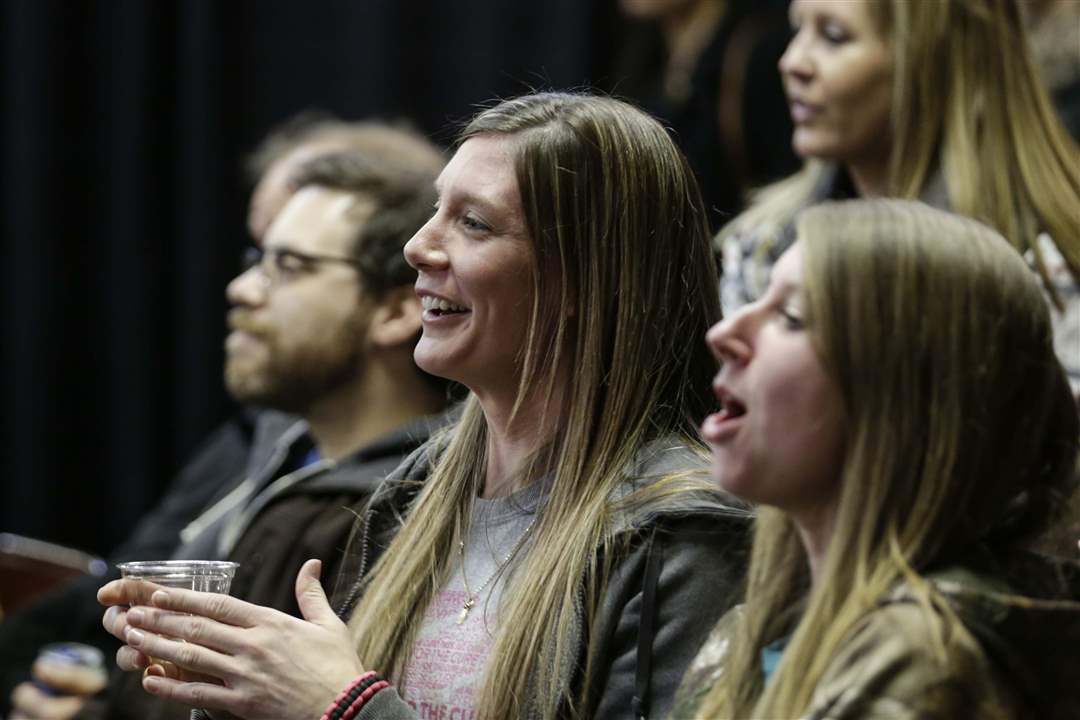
[127,608,145,623]
[143,675,162,691]
[151,590,170,605]
[126,629,144,646]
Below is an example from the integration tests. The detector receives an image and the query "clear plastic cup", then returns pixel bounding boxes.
[115,560,239,677]
[32,642,108,697]
[116,560,239,593]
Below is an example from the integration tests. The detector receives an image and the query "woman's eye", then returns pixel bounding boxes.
[462,214,491,233]
[780,308,805,330]
[820,20,850,44]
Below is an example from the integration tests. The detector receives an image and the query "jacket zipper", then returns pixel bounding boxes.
[337,506,374,618]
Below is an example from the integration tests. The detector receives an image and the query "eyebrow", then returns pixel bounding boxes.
[434,181,512,223]
[771,276,802,292]
[261,243,308,257]
[764,278,805,306]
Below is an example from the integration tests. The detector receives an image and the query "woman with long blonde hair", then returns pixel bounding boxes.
[720,0,1080,392]
[96,92,750,719]
[676,199,1080,719]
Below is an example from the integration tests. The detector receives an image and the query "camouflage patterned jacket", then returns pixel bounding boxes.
[671,561,1080,719]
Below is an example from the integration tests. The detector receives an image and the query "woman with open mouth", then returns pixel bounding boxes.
[677,199,1080,719]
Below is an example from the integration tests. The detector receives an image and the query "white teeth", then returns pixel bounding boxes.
[421,296,467,313]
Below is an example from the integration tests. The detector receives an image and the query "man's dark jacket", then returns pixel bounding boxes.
[1,409,441,719]
[0,413,255,716]
[83,409,443,720]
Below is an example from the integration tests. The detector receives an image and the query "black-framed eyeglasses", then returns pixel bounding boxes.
[241,245,362,285]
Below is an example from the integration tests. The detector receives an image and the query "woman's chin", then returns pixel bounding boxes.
[791,130,837,162]
[412,346,455,383]
[710,457,748,499]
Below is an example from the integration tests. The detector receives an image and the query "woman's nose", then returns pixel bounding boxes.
[778,27,813,81]
[706,306,755,367]
[403,217,448,272]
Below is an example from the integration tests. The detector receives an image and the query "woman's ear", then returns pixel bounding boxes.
[366,285,423,350]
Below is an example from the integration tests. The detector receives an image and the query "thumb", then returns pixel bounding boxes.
[295,559,338,627]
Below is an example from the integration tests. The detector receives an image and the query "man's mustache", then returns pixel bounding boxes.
[227,309,271,336]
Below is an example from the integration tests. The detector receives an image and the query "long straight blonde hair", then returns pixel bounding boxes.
[345,93,722,718]
[701,199,1079,717]
[723,0,1080,303]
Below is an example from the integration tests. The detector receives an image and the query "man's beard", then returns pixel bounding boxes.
[224,311,367,415]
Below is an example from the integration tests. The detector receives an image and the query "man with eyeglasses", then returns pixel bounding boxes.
[4,117,450,720]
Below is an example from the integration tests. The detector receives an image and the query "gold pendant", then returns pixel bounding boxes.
[457,598,475,625]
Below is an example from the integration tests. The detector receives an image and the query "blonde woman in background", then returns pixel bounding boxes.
[97,92,750,720]
[677,199,1080,719]
[720,0,1080,394]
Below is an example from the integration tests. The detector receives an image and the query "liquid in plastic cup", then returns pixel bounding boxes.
[32,642,108,697]
[116,560,239,677]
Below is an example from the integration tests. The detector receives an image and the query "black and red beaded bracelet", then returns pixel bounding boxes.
[319,672,389,720]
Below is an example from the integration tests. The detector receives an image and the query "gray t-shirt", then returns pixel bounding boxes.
[398,479,546,718]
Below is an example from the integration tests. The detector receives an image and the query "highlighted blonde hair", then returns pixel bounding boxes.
[723,0,1080,304]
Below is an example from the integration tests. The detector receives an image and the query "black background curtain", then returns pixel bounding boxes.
[1,0,622,558]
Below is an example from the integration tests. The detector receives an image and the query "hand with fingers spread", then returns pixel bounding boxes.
[97,559,363,720]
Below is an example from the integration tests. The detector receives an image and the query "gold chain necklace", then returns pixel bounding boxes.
[456,518,536,625]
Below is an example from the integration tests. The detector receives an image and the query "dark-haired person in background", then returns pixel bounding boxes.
[611,0,799,232]
[6,119,449,720]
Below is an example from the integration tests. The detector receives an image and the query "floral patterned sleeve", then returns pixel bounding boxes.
[718,222,790,318]
[1029,234,1080,396]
